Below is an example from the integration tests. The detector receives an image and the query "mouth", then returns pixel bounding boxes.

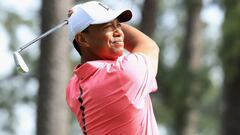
[111,38,124,47]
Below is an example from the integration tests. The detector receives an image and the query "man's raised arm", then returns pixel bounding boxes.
[122,24,159,75]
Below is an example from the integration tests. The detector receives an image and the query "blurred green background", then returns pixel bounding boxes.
[1,0,240,135]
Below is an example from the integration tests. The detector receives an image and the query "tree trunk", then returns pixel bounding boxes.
[176,0,203,134]
[37,0,73,135]
[220,0,240,135]
[139,0,159,38]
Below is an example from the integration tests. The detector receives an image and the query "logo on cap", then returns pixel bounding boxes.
[98,3,109,11]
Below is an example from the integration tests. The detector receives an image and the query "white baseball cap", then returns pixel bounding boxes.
[68,1,132,42]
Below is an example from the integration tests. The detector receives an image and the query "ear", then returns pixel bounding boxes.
[75,33,89,48]
[68,9,73,17]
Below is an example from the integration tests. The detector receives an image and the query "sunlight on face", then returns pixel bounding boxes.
[84,19,125,60]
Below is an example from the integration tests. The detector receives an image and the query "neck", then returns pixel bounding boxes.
[80,53,102,64]
[80,50,121,64]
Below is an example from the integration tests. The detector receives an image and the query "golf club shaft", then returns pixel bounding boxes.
[17,20,68,52]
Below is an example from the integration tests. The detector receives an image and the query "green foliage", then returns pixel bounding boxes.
[0,0,229,134]
[154,0,222,134]
[0,5,39,135]
[198,85,221,135]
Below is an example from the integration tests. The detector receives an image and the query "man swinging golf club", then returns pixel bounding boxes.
[66,1,159,135]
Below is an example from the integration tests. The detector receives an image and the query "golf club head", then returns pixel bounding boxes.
[13,52,29,73]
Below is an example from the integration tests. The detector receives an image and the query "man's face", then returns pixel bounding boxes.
[81,19,125,60]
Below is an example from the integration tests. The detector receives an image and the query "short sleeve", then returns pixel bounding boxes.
[66,75,81,114]
[116,53,158,104]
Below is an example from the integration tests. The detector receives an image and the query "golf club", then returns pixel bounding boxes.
[13,20,68,73]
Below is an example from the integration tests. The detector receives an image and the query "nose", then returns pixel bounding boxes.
[113,27,123,37]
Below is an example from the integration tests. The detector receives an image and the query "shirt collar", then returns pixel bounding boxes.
[74,61,108,80]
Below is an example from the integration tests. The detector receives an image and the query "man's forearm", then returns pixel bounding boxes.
[122,23,159,53]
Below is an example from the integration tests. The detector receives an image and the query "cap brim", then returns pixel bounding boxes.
[117,10,132,22]
[91,9,132,24]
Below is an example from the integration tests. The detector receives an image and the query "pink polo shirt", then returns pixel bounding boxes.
[66,53,159,135]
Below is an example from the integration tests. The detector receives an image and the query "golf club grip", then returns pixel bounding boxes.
[18,20,68,52]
